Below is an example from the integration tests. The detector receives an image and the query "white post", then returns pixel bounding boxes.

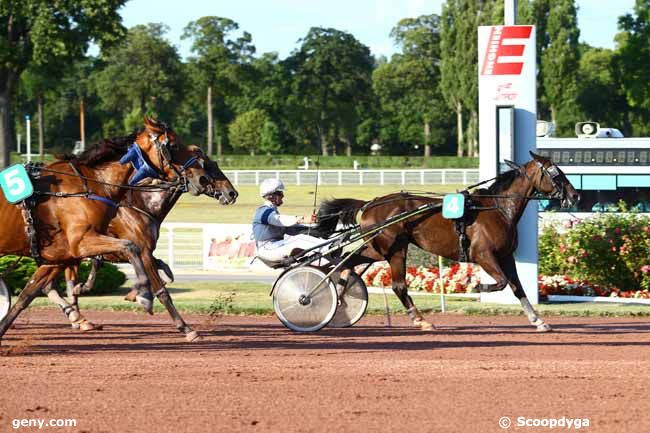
[255,171,260,185]
[380,171,384,185]
[505,0,517,25]
[442,170,446,185]
[297,171,301,186]
[16,133,21,154]
[462,170,468,185]
[234,171,239,185]
[25,116,31,162]
[338,171,342,186]
[359,171,363,185]
[420,170,424,185]
[167,227,174,271]
[401,171,405,185]
[438,255,446,313]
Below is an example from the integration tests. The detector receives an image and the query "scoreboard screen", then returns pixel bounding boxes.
[536,148,649,166]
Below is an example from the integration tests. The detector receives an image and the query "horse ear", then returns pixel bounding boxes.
[529,150,543,160]
[504,159,522,171]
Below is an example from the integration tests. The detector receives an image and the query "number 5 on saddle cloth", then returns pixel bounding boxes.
[443,192,471,262]
[0,164,34,204]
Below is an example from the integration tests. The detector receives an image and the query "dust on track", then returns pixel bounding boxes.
[1,309,649,433]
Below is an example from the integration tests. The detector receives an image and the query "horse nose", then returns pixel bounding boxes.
[572,192,581,203]
[229,190,238,199]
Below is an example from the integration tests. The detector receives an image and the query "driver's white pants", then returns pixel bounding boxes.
[257,234,329,264]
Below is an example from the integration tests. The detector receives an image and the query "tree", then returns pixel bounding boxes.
[228,109,279,155]
[441,1,465,157]
[94,24,184,137]
[388,15,450,157]
[182,16,255,157]
[541,0,582,135]
[614,0,650,135]
[285,27,374,156]
[0,0,125,168]
[577,46,630,133]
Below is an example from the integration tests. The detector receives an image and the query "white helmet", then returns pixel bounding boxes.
[260,178,285,197]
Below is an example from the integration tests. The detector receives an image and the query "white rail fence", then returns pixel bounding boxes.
[223,169,479,186]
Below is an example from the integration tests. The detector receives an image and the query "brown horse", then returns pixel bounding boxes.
[314,152,580,332]
[46,154,238,340]
[0,117,214,343]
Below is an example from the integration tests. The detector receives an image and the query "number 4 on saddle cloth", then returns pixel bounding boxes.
[0,164,34,204]
[443,192,471,262]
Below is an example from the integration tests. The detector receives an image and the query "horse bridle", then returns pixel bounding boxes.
[533,160,566,201]
[147,129,199,193]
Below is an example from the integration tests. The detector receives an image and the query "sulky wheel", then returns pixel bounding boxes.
[273,266,338,332]
[328,271,368,328]
[0,278,10,321]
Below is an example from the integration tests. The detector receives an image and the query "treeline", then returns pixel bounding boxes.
[1,0,648,167]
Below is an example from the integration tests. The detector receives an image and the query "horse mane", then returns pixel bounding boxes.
[484,169,520,194]
[68,132,139,167]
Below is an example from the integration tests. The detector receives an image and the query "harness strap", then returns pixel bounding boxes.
[19,199,42,265]
[88,194,119,208]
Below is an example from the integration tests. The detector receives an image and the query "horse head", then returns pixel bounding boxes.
[130,116,214,196]
[186,146,238,204]
[525,151,580,208]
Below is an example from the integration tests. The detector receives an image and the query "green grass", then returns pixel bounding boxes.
[29,282,650,317]
[167,184,466,223]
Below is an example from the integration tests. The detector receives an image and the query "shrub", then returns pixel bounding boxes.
[539,214,650,291]
[0,256,126,296]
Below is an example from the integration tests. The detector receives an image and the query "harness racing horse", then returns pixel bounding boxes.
[0,117,214,343]
[47,154,238,340]
[314,152,580,332]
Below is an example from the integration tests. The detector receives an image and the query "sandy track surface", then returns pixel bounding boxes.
[1,309,649,433]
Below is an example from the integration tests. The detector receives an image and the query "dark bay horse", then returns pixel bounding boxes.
[0,117,215,343]
[47,154,238,341]
[314,152,580,332]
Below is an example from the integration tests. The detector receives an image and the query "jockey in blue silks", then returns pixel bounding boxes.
[252,178,326,263]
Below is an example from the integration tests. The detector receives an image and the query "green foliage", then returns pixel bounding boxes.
[214,154,478,169]
[0,257,126,296]
[285,27,374,156]
[228,109,279,155]
[541,0,582,135]
[539,214,650,290]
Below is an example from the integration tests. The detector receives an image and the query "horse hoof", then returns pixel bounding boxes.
[158,268,174,284]
[124,290,137,302]
[71,323,80,330]
[414,319,434,331]
[135,295,154,315]
[185,331,201,342]
[537,323,552,332]
[80,321,102,332]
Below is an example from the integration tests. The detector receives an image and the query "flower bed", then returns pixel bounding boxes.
[361,262,480,294]
[539,274,650,300]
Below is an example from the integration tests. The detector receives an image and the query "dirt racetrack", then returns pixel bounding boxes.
[1,309,649,433]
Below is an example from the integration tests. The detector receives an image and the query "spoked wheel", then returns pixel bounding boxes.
[328,271,368,328]
[273,266,338,332]
[0,278,11,321]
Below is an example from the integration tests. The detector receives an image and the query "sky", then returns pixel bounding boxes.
[118,0,637,60]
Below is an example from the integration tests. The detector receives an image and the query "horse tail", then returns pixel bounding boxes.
[313,198,366,238]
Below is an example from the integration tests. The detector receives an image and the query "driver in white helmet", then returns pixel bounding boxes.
[252,178,325,263]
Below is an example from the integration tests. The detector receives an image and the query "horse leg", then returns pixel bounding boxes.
[155,287,200,342]
[500,255,552,332]
[388,248,433,331]
[43,280,100,331]
[155,258,174,284]
[0,265,63,342]
[74,234,153,314]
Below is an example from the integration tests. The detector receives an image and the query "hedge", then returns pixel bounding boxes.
[0,256,126,296]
